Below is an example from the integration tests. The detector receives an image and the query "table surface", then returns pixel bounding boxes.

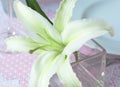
[0,0,120,87]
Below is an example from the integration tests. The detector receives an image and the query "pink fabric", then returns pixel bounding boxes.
[0,50,120,87]
[0,53,36,87]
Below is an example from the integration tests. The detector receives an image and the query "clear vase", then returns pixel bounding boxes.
[0,0,27,53]
[49,39,107,87]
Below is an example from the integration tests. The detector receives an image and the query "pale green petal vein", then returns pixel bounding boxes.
[29,52,65,87]
[6,36,39,52]
[62,19,114,44]
[57,56,82,87]
[54,0,77,33]
[29,51,57,87]
[14,0,61,43]
[62,19,113,55]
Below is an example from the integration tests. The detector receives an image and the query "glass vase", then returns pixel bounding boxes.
[49,39,107,87]
[0,0,27,53]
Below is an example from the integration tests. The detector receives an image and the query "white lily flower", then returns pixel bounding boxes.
[6,0,113,87]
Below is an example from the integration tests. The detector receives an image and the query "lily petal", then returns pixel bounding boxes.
[57,56,82,87]
[29,51,56,87]
[14,0,61,43]
[29,52,65,87]
[54,0,77,33]
[6,36,39,52]
[62,19,113,55]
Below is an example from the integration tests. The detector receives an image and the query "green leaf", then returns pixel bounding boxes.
[26,0,53,24]
[14,0,61,43]
[54,0,77,33]
[6,36,39,52]
[62,19,113,55]
[57,56,82,87]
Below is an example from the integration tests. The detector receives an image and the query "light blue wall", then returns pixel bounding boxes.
[72,0,100,20]
[72,0,120,55]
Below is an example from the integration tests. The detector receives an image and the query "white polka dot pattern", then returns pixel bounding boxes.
[0,53,36,87]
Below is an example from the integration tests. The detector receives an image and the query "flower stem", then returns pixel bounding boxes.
[74,51,79,62]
